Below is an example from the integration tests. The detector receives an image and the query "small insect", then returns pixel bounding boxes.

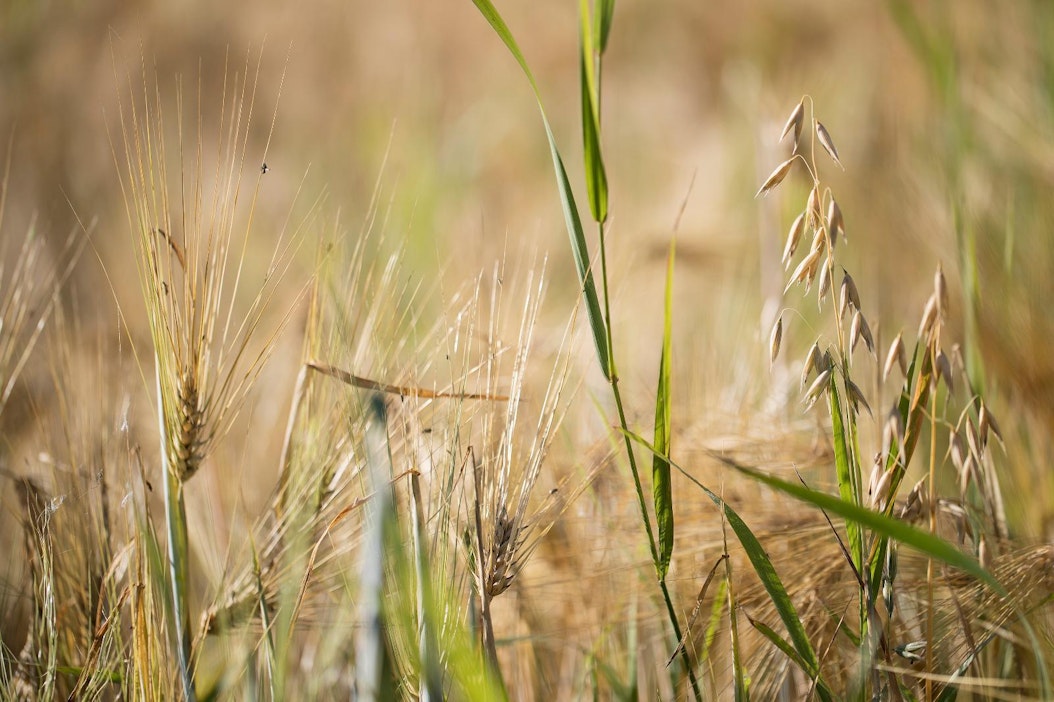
[260,162,269,174]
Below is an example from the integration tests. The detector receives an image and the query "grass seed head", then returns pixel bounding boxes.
[801,341,822,390]
[850,309,873,356]
[979,400,1004,448]
[934,262,948,315]
[769,313,783,367]
[883,332,906,381]
[826,198,844,248]
[816,260,832,309]
[806,184,822,227]
[780,99,806,148]
[782,212,807,268]
[918,293,940,340]
[785,247,823,294]
[846,378,872,417]
[815,121,843,169]
[870,467,895,510]
[756,157,797,197]
[838,270,860,319]
[935,348,954,394]
[803,366,832,407]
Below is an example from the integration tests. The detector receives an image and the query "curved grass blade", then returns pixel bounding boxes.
[623,430,830,699]
[827,374,862,569]
[712,455,1005,595]
[470,0,610,379]
[580,0,608,224]
[596,0,616,51]
[653,241,675,578]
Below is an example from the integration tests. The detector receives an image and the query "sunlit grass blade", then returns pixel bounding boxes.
[827,374,862,569]
[624,429,829,697]
[713,456,1006,595]
[652,241,675,579]
[707,488,830,700]
[596,0,616,51]
[579,0,608,224]
[469,0,610,378]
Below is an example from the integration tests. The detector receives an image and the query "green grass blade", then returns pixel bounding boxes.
[717,459,1006,595]
[652,241,675,579]
[745,615,810,676]
[624,428,829,695]
[827,375,862,569]
[470,0,610,378]
[579,0,608,224]
[706,490,828,697]
[596,0,616,51]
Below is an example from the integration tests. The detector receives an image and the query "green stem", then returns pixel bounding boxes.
[158,367,196,702]
[598,224,702,701]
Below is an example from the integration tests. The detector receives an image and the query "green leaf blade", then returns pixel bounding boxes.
[470,0,610,379]
[652,242,675,579]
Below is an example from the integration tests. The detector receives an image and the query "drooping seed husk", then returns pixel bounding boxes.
[816,121,843,168]
[782,212,807,268]
[780,99,806,147]
[769,313,783,367]
[756,157,797,197]
[883,332,906,381]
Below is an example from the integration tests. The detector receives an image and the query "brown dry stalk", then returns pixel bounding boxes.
[307,360,510,401]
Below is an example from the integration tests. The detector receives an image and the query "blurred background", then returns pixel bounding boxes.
[2,0,1054,692]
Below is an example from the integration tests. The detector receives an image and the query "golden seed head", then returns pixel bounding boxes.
[782,212,807,268]
[769,313,784,367]
[756,157,797,198]
[883,332,906,382]
[780,99,806,147]
[816,121,843,169]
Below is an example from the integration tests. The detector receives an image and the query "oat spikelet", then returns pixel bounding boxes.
[803,367,832,407]
[934,262,948,315]
[756,157,797,197]
[806,184,822,227]
[826,198,844,248]
[838,270,860,319]
[782,212,807,268]
[883,332,906,381]
[918,293,940,339]
[780,99,806,147]
[815,121,843,169]
[786,248,823,293]
[801,341,822,390]
[769,313,784,367]
[935,349,954,394]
